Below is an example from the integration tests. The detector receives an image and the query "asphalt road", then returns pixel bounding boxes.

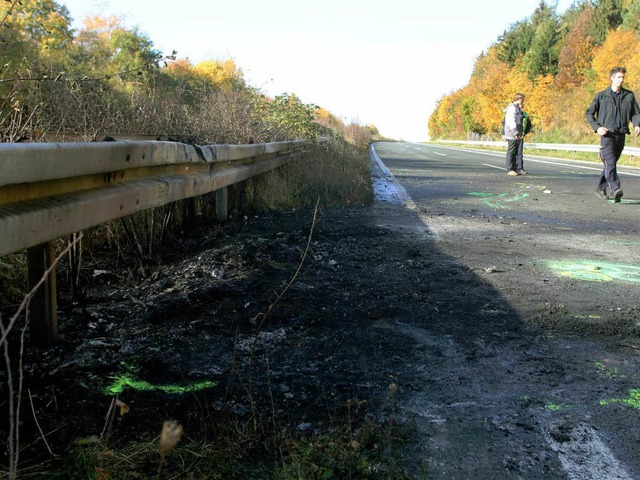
[374,141,640,318]
[371,141,640,479]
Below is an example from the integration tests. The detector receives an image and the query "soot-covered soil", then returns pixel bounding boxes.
[4,194,640,478]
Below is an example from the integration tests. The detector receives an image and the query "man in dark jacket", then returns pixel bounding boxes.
[586,66,640,202]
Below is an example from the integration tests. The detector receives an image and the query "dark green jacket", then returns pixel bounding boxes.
[586,87,640,134]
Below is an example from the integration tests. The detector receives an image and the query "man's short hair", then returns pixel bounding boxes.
[513,93,526,102]
[610,67,626,76]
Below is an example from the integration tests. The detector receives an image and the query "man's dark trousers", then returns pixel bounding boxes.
[597,132,625,193]
[506,138,522,171]
[516,139,525,171]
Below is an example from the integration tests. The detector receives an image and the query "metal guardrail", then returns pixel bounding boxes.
[1,137,322,345]
[0,139,317,257]
[437,140,640,157]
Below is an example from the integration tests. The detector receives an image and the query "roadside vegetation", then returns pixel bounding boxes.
[0,0,380,300]
[0,1,417,479]
[429,0,640,147]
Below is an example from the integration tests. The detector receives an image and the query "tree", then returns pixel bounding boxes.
[497,20,535,65]
[193,59,245,91]
[520,2,561,79]
[0,0,74,70]
[621,0,640,31]
[588,0,624,44]
[73,16,161,82]
[556,5,596,88]
[590,29,640,88]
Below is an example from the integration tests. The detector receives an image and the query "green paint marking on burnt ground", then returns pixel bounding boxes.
[599,389,640,409]
[547,260,640,283]
[594,361,626,379]
[105,375,216,395]
[543,402,569,412]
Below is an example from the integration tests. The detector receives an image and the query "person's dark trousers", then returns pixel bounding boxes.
[597,132,626,193]
[516,139,524,171]
[506,139,521,171]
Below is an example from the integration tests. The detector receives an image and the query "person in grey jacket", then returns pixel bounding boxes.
[586,66,640,202]
[504,93,525,175]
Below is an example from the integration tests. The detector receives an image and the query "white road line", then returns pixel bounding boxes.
[482,163,505,171]
[370,145,418,209]
[433,152,447,156]
[441,145,640,177]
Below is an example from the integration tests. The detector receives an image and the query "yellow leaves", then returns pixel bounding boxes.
[80,15,123,40]
[193,58,244,89]
[591,29,640,88]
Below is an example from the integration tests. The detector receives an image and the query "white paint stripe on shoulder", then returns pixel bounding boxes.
[369,144,418,210]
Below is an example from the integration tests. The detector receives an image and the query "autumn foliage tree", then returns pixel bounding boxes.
[428,0,640,145]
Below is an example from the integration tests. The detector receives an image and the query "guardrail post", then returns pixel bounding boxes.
[26,241,58,346]
[216,187,228,222]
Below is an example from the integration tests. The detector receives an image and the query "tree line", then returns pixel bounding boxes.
[0,0,379,146]
[428,0,640,144]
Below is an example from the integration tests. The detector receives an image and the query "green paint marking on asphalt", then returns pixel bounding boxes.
[468,192,499,197]
[504,193,529,202]
[543,403,568,412]
[547,260,640,283]
[105,375,216,395]
[599,389,640,409]
[468,191,529,209]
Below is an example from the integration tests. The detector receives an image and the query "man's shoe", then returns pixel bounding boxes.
[517,170,527,175]
[507,170,519,176]
[613,189,623,203]
[596,190,609,200]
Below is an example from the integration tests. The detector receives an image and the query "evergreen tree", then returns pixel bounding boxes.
[588,0,623,44]
[622,0,640,32]
[497,21,535,65]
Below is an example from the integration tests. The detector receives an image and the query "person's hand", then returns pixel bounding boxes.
[634,125,640,137]
[597,126,609,136]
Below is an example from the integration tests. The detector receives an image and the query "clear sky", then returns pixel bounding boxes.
[59,0,575,141]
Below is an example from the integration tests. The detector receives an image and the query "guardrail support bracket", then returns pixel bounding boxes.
[27,241,58,346]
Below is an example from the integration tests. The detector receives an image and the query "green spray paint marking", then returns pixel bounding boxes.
[599,389,640,409]
[468,192,502,198]
[468,192,529,209]
[547,260,640,283]
[543,402,569,412]
[594,361,626,379]
[105,375,216,395]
